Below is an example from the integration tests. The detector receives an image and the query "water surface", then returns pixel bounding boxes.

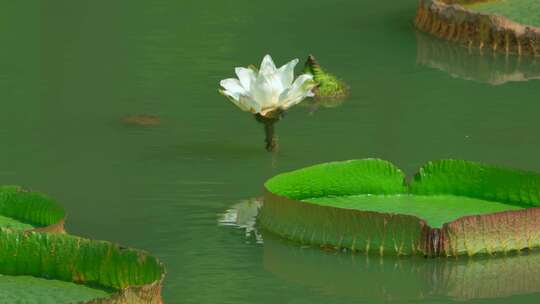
[1,0,540,303]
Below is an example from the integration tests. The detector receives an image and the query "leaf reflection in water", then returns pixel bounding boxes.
[416,32,540,86]
[263,232,540,301]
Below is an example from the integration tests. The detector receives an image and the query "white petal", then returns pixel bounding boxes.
[238,95,262,113]
[219,55,307,115]
[221,89,261,113]
[252,73,281,111]
[277,58,298,88]
[278,74,316,109]
[220,78,246,99]
[265,72,286,95]
[259,54,277,76]
[254,57,292,103]
[251,75,274,107]
[235,67,256,91]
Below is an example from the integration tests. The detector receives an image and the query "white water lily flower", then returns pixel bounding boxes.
[220,55,316,117]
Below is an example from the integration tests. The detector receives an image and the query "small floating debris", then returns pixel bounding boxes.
[121,114,161,126]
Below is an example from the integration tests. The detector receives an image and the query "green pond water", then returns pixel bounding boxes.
[0,215,34,230]
[0,275,110,303]
[465,0,540,27]
[1,0,540,303]
[306,194,523,228]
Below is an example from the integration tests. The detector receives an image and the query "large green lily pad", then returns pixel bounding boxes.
[0,274,110,304]
[221,196,540,299]
[0,229,165,304]
[307,194,523,228]
[0,186,65,232]
[260,159,540,256]
[415,0,540,57]
[464,0,540,27]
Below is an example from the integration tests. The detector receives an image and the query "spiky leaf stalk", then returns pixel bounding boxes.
[303,55,348,100]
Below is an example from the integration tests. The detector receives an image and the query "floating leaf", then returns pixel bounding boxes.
[0,229,165,304]
[261,159,540,256]
[0,186,65,232]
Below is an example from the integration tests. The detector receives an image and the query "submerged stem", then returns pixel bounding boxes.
[255,112,282,152]
[263,121,277,152]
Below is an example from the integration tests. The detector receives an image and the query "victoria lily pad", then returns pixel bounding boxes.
[0,186,65,232]
[260,159,540,256]
[415,0,540,57]
[0,229,165,304]
[0,274,110,304]
[463,0,540,27]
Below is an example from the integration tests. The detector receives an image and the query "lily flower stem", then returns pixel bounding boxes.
[263,120,277,152]
[254,113,280,152]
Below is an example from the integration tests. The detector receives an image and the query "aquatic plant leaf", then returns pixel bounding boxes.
[0,274,110,304]
[262,159,425,255]
[303,55,348,99]
[464,0,540,27]
[260,192,428,255]
[411,159,540,207]
[262,159,540,256]
[0,229,165,303]
[265,159,407,200]
[306,194,523,228]
[0,186,65,230]
[411,160,540,255]
[415,0,540,56]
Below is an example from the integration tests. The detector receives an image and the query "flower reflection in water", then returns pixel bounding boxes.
[218,198,263,244]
